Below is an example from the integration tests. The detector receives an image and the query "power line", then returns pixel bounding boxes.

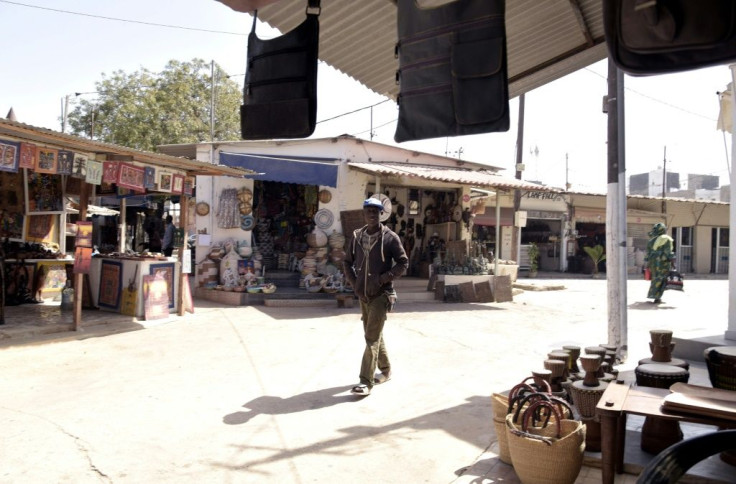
[0,0,247,36]
[583,67,717,122]
[317,99,391,125]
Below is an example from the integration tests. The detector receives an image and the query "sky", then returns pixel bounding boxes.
[1,0,733,194]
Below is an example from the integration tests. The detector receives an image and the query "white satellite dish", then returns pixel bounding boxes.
[371,194,392,222]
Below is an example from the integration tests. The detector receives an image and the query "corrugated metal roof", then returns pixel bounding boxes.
[0,119,254,178]
[253,0,607,99]
[348,161,556,191]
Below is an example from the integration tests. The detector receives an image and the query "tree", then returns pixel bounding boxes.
[67,59,242,151]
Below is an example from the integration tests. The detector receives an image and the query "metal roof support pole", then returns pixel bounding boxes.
[494,193,500,276]
[73,180,90,331]
[726,64,736,341]
[606,59,628,361]
[118,198,127,253]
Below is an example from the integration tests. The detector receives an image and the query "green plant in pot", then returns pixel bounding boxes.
[583,244,606,277]
[527,243,540,277]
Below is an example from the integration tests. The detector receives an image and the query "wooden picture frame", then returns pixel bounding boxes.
[158,171,173,193]
[26,171,63,212]
[98,260,123,309]
[149,262,175,308]
[71,153,87,179]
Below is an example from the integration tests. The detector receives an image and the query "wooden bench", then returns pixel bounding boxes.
[335,294,355,308]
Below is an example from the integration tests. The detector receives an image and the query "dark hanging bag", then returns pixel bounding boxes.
[603,0,736,75]
[394,0,509,143]
[241,1,321,139]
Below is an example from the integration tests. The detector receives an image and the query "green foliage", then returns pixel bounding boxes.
[67,59,242,151]
[527,243,540,273]
[583,244,606,274]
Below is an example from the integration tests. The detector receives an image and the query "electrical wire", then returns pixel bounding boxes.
[0,0,247,36]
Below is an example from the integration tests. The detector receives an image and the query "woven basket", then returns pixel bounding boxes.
[505,401,585,484]
[491,393,512,464]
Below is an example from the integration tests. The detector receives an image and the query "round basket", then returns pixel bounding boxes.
[505,407,585,484]
[318,189,332,203]
[491,393,512,465]
[314,209,334,230]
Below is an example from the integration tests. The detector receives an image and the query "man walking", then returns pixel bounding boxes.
[162,215,176,257]
[344,197,409,396]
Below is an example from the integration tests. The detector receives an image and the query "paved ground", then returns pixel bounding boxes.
[0,276,733,483]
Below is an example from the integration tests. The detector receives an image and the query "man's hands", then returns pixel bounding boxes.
[379,272,393,285]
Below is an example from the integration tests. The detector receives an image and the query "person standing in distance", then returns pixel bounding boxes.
[162,215,176,257]
[344,197,409,396]
[645,222,674,304]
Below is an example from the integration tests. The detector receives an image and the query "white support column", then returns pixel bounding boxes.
[726,65,736,340]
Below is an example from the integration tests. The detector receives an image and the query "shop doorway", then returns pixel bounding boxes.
[252,180,318,270]
[711,227,729,274]
[672,226,693,273]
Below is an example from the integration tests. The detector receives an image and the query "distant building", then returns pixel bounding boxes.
[629,169,721,200]
[629,168,680,196]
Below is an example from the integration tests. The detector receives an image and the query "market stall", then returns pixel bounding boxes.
[0,118,250,329]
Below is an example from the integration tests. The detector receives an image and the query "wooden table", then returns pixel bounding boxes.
[596,381,734,484]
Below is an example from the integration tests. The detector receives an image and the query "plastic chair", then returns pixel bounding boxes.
[637,429,736,483]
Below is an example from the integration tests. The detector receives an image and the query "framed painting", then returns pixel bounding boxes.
[144,166,156,190]
[19,142,36,169]
[27,172,63,212]
[0,140,19,172]
[73,247,92,274]
[98,260,123,309]
[158,171,172,193]
[72,153,87,179]
[85,160,103,185]
[149,262,175,308]
[35,148,58,174]
[117,163,145,192]
[172,174,184,194]
[75,221,93,248]
[102,161,120,184]
[143,273,170,320]
[0,210,24,239]
[25,214,54,242]
[57,150,73,175]
[183,176,195,196]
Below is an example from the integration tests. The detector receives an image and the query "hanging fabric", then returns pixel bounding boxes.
[394,0,509,143]
[241,0,321,139]
[603,0,736,75]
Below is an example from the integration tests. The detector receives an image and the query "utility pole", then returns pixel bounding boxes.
[606,58,628,362]
[661,146,667,214]
[61,95,70,133]
[565,153,571,191]
[210,60,216,142]
[512,93,525,264]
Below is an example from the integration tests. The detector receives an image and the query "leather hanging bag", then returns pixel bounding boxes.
[241,0,321,139]
[603,0,736,75]
[394,0,509,143]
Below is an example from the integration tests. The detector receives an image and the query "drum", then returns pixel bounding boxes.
[569,380,608,419]
[638,357,690,370]
[635,363,690,389]
[562,345,581,373]
[704,346,736,391]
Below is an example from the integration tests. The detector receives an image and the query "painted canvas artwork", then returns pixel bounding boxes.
[158,172,172,193]
[117,163,145,192]
[72,153,87,178]
[57,150,74,175]
[86,160,103,185]
[36,148,58,174]
[0,140,19,172]
[19,142,36,169]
